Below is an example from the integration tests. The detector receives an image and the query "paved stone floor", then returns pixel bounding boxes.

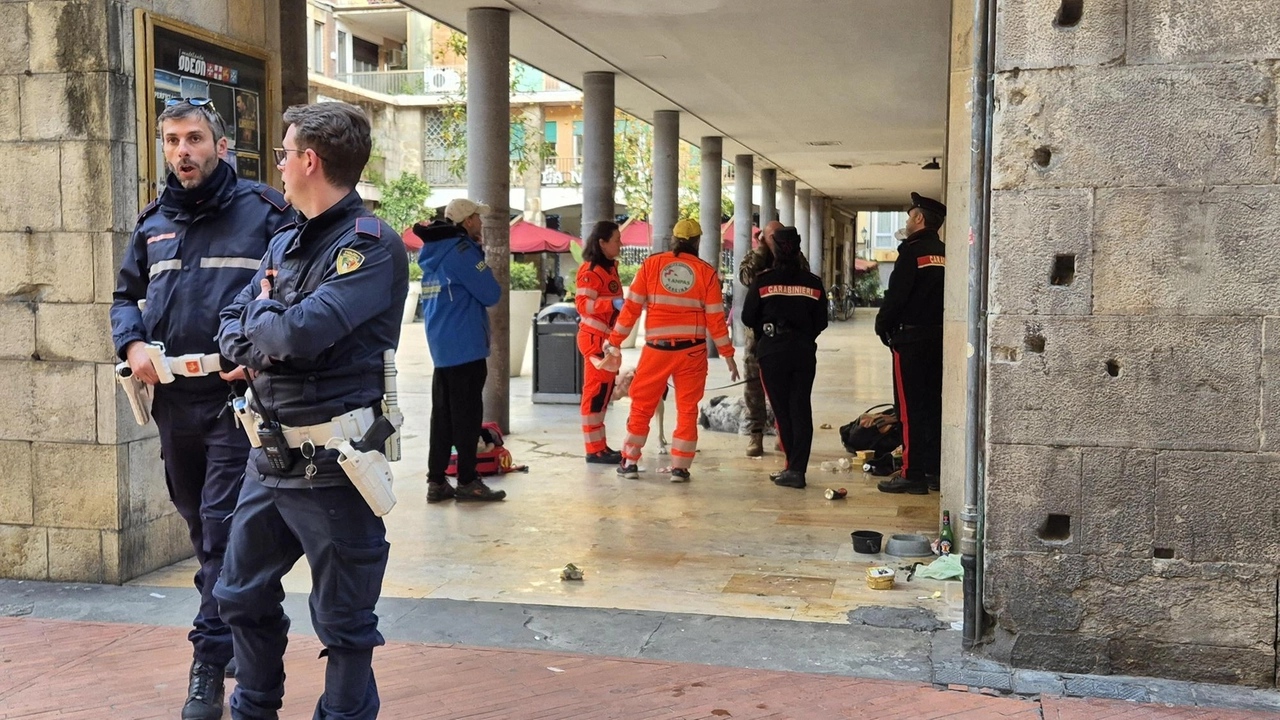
[1,616,1273,719]
[133,314,959,625]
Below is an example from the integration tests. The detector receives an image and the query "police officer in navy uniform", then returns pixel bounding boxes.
[741,226,828,489]
[875,192,946,495]
[213,102,407,720]
[110,98,291,720]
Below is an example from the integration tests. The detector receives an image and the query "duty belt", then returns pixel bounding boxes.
[232,392,377,450]
[646,339,702,351]
[142,342,222,384]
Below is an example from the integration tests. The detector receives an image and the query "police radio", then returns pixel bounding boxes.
[246,376,295,472]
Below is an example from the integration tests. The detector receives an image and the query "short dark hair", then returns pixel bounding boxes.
[582,221,619,264]
[916,207,944,232]
[282,102,371,189]
[157,101,227,143]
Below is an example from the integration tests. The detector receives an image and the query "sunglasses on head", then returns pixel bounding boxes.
[165,97,217,111]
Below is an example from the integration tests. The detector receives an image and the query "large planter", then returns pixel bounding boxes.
[402,283,421,324]
[509,289,541,377]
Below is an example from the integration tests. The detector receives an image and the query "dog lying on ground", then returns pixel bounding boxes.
[613,367,669,455]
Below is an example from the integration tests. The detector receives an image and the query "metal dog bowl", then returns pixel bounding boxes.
[851,530,883,554]
[885,533,932,557]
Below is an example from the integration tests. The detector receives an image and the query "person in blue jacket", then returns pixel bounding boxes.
[213,102,407,720]
[413,198,506,503]
[109,98,290,720]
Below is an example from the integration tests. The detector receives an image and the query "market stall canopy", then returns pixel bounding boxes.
[510,219,575,253]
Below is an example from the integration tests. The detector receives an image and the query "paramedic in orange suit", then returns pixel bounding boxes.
[575,221,625,464]
[606,218,739,483]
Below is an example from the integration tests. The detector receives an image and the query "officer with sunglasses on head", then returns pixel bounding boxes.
[110,98,292,720]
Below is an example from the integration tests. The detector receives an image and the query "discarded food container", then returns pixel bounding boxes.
[851,530,883,554]
[866,566,896,590]
[560,563,584,581]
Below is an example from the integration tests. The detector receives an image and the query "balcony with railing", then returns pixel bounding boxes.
[333,66,466,96]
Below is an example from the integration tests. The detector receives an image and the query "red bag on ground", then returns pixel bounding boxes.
[446,422,523,477]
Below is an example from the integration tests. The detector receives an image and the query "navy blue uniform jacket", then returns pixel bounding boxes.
[217,191,409,488]
[110,161,291,396]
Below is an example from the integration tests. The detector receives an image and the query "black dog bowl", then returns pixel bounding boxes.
[852,530,883,554]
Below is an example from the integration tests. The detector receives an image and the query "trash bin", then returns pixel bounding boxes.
[532,302,584,404]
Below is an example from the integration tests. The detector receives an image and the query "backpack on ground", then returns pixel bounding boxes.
[447,422,519,477]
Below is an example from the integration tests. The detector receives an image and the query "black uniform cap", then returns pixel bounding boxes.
[910,192,947,219]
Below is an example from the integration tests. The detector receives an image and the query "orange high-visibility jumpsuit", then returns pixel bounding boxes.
[575,259,624,454]
[608,249,733,470]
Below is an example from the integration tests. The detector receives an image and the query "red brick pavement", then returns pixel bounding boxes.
[0,617,1272,720]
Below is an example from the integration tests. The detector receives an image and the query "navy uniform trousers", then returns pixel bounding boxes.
[214,466,390,720]
[152,387,248,667]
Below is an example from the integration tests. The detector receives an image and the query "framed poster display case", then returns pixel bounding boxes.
[134,10,278,207]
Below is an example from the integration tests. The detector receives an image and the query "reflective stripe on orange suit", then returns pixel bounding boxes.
[607,251,734,469]
[575,260,623,453]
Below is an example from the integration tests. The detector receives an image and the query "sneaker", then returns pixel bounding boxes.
[455,479,506,502]
[745,433,764,458]
[182,660,225,720]
[925,473,940,492]
[877,471,928,495]
[586,449,623,464]
[426,481,455,503]
[670,468,691,483]
[617,462,640,479]
[772,470,806,489]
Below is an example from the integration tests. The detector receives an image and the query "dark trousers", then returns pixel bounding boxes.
[892,332,943,480]
[428,358,488,485]
[758,352,817,474]
[214,469,389,720]
[742,329,767,435]
[152,388,249,667]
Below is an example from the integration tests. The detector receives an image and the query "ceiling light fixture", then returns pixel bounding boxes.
[807,140,842,147]
[922,157,941,170]
[643,54,667,60]
[829,163,852,170]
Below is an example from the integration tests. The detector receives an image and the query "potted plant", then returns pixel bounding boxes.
[509,260,541,376]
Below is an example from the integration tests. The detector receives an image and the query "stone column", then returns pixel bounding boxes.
[809,194,825,280]
[795,188,811,262]
[581,72,616,238]
[651,109,679,252]
[759,167,777,226]
[699,137,723,357]
[467,7,511,431]
[732,154,753,343]
[779,179,796,226]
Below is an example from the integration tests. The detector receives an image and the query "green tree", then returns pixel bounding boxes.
[436,31,552,181]
[374,171,432,231]
[614,113,652,220]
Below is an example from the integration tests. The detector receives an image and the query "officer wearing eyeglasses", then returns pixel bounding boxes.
[109,98,292,720]
[215,102,408,720]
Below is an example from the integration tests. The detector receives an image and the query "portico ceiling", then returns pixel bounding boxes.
[400,0,951,212]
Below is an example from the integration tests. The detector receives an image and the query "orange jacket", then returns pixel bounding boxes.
[608,250,734,357]
[574,260,623,337]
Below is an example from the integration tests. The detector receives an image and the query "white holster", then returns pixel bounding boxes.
[327,438,397,516]
[115,362,154,426]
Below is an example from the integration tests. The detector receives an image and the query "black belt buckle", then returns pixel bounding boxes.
[257,421,295,472]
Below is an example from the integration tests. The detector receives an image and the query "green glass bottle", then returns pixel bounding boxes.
[939,511,955,556]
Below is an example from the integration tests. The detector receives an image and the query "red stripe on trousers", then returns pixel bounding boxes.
[892,349,910,475]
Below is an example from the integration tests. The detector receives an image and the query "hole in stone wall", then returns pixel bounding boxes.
[1024,334,1046,354]
[1054,0,1084,28]
[1038,514,1072,542]
[1105,359,1121,377]
[1152,547,1175,559]
[993,346,1021,363]
[1050,254,1076,286]
[1033,146,1053,168]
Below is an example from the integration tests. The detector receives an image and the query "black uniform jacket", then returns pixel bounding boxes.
[741,264,829,361]
[875,228,945,344]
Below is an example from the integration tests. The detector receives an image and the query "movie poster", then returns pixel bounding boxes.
[149,24,269,194]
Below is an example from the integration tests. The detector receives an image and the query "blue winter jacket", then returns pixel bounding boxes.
[415,220,501,368]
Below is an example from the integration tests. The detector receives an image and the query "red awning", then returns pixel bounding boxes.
[510,219,574,253]
[720,219,761,251]
[854,258,878,273]
[619,219,653,247]
[402,225,423,252]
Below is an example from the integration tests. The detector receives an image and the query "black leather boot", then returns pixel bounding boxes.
[181,660,225,720]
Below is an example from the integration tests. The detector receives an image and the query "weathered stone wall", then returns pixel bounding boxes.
[0,0,281,583]
[984,0,1280,686]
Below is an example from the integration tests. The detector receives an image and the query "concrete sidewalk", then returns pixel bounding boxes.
[0,615,1272,720]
